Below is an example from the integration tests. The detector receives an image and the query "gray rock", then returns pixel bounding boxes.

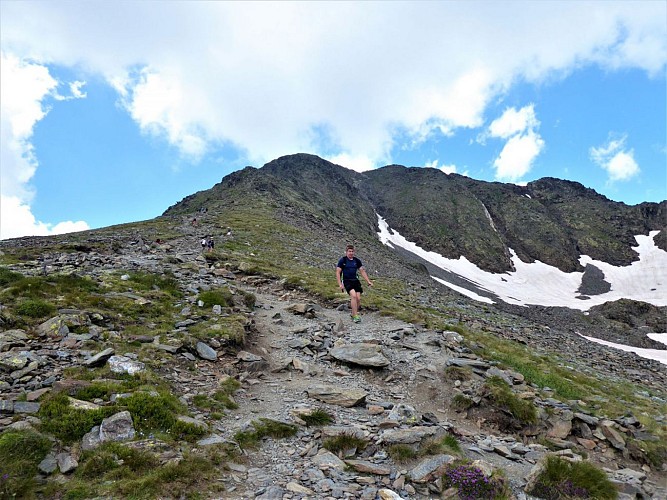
[56,452,78,473]
[81,425,102,451]
[574,412,599,426]
[311,449,347,470]
[99,410,136,443]
[329,343,390,368]
[345,460,391,475]
[84,347,115,367]
[0,400,13,414]
[13,401,40,413]
[195,341,217,361]
[601,421,626,450]
[0,352,29,371]
[380,426,442,445]
[446,357,490,370]
[108,355,145,375]
[38,453,58,474]
[11,360,39,380]
[409,454,455,482]
[307,384,367,407]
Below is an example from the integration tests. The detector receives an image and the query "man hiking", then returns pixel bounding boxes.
[336,244,373,323]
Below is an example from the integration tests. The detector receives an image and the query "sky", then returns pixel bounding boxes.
[1,1,666,240]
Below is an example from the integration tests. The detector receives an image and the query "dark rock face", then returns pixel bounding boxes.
[165,154,665,274]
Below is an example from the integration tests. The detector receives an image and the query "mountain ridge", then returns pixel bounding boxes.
[164,153,666,274]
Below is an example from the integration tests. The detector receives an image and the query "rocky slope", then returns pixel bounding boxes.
[0,214,665,498]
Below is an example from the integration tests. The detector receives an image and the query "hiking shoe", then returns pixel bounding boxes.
[353,315,361,323]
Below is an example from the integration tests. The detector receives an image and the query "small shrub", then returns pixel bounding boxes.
[170,419,208,442]
[38,392,117,443]
[484,376,537,425]
[128,271,181,297]
[420,434,462,456]
[15,298,56,318]
[322,433,368,454]
[529,455,618,499]
[122,392,182,435]
[442,462,508,499]
[300,409,334,427]
[234,418,298,449]
[0,430,52,498]
[444,365,473,382]
[239,289,256,309]
[0,267,23,286]
[386,444,417,463]
[198,288,233,308]
[452,394,474,411]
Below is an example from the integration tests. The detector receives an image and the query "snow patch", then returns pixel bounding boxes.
[578,334,667,365]
[376,215,667,311]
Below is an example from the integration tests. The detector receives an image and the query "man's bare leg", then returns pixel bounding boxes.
[349,290,360,316]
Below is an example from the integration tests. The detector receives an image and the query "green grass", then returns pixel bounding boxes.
[386,444,417,463]
[528,455,618,499]
[0,267,23,286]
[126,271,182,297]
[322,433,368,454]
[452,394,474,411]
[38,392,118,443]
[300,409,334,427]
[484,376,538,425]
[50,442,238,499]
[122,391,184,436]
[420,434,461,455]
[0,430,52,498]
[15,298,56,318]
[198,288,234,308]
[234,418,298,449]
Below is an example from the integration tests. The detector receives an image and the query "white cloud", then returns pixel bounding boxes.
[489,105,544,181]
[424,159,463,176]
[2,2,663,168]
[488,105,539,139]
[590,135,640,181]
[0,52,56,200]
[0,196,89,240]
[326,153,375,173]
[0,52,90,239]
[493,130,545,181]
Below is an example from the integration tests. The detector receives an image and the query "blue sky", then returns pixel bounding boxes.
[1,1,665,239]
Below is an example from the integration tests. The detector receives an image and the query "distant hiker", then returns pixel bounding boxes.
[336,244,373,323]
[201,237,207,251]
[207,237,215,253]
[191,218,198,226]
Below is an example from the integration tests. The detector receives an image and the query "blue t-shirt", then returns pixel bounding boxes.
[337,256,362,281]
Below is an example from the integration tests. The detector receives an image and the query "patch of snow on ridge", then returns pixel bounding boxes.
[377,215,667,311]
[579,334,667,365]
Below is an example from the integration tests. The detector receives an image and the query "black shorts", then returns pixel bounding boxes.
[343,279,363,294]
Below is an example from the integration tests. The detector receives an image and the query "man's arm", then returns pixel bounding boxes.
[336,267,344,290]
[360,267,373,286]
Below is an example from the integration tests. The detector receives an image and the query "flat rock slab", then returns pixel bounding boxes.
[306,384,367,407]
[329,343,390,367]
